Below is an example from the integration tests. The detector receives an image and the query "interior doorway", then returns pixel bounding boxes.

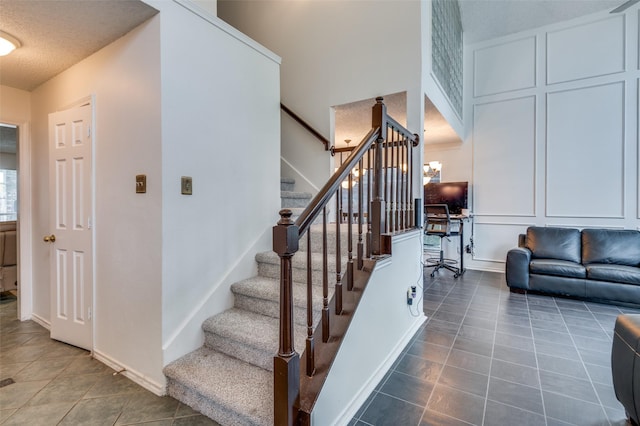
[0,123,19,305]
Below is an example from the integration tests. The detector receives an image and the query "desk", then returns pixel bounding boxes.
[425,213,470,276]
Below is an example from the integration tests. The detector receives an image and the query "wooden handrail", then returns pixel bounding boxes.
[280,103,330,151]
[273,97,420,425]
[295,127,378,236]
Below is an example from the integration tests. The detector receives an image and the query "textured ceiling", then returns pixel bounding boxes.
[460,0,623,43]
[0,0,158,91]
[0,0,629,148]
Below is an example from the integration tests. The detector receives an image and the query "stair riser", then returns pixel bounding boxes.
[299,232,365,256]
[204,333,274,372]
[234,293,320,327]
[281,196,312,208]
[280,182,295,192]
[258,262,343,287]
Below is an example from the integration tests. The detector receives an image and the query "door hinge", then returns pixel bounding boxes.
[87,218,92,229]
[87,126,91,138]
[88,307,92,321]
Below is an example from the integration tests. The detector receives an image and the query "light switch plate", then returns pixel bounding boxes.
[136,175,146,193]
[181,176,192,195]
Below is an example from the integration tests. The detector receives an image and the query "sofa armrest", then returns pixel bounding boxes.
[506,247,531,290]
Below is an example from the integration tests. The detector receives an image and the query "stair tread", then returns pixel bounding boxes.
[256,249,343,271]
[280,177,295,184]
[164,347,272,425]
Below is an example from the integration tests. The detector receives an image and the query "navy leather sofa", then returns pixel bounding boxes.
[505,226,640,305]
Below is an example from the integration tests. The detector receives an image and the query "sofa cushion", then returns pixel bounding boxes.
[526,227,582,263]
[582,228,640,266]
[586,264,640,286]
[530,259,586,279]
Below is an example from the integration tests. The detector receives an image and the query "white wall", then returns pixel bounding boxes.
[30,17,164,388]
[429,7,640,272]
[313,231,426,426]
[146,0,282,368]
[218,0,424,190]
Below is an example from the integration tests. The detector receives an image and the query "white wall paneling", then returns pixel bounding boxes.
[546,82,625,218]
[473,37,536,98]
[461,6,640,272]
[472,222,533,263]
[546,15,625,85]
[473,96,536,216]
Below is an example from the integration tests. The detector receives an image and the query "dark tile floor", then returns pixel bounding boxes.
[351,269,640,426]
[0,295,219,426]
[3,269,639,426]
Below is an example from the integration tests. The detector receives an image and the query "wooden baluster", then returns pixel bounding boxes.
[392,129,402,232]
[411,134,419,227]
[347,171,354,290]
[305,230,314,377]
[389,129,395,233]
[322,207,329,342]
[366,148,372,258]
[335,193,343,314]
[400,136,406,230]
[357,158,364,270]
[385,127,391,233]
[272,209,300,426]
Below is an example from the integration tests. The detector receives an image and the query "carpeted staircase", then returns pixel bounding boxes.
[164,177,346,426]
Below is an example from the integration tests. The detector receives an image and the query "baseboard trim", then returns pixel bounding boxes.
[333,313,426,426]
[30,313,50,330]
[92,349,166,396]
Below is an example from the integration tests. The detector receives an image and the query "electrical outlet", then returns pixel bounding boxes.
[407,287,414,305]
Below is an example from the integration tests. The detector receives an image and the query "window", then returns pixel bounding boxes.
[0,169,17,221]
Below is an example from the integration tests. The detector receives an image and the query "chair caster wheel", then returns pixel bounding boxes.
[454,273,459,278]
[430,272,435,278]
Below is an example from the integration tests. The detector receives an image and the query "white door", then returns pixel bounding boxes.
[47,102,93,350]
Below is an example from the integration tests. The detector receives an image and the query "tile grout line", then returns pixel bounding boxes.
[479,279,502,426]
[419,274,481,425]
[525,293,549,426]
[556,297,614,426]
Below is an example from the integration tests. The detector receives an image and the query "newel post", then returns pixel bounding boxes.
[371,97,386,255]
[273,209,300,426]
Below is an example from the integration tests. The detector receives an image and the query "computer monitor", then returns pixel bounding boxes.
[424,181,468,215]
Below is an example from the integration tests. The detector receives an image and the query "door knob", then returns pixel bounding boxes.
[43,234,56,243]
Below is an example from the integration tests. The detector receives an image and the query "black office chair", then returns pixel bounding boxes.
[424,204,461,278]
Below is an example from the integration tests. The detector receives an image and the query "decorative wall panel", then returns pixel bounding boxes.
[547,15,625,84]
[472,222,531,263]
[546,82,625,217]
[473,37,536,97]
[473,96,536,216]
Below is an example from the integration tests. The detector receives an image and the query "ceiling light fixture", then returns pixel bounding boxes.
[423,161,442,185]
[0,31,21,56]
